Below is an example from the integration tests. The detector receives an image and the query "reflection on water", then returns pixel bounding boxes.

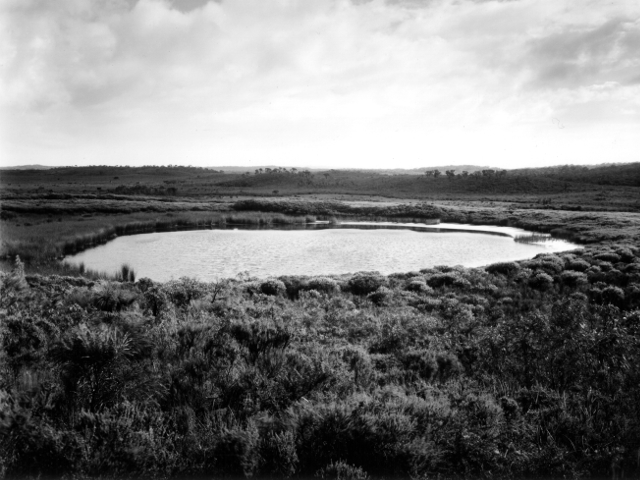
[64,222,580,282]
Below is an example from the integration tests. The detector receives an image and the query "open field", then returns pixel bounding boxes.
[2,166,640,479]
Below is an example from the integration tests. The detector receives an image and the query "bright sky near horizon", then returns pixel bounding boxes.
[1,0,639,170]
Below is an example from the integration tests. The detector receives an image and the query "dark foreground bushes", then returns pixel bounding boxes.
[1,245,640,479]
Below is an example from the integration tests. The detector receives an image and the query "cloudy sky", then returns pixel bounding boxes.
[1,0,639,169]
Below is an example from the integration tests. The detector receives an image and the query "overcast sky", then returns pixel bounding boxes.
[1,0,639,169]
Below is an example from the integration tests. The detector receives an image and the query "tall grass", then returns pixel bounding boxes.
[0,212,318,268]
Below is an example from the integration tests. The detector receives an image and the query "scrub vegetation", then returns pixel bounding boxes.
[2,245,640,480]
[1,165,640,479]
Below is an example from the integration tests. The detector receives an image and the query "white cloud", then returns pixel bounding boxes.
[1,0,639,168]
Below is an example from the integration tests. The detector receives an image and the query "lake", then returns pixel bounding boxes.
[64,222,580,281]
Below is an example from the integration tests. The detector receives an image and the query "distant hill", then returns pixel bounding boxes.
[0,164,53,170]
[511,162,640,187]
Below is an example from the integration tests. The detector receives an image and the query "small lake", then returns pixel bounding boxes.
[64,222,580,282]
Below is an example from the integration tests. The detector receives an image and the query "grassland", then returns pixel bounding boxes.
[1,165,640,480]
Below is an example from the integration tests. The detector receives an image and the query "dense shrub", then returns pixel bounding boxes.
[367,286,392,306]
[305,277,340,294]
[259,279,287,296]
[595,252,621,263]
[486,261,520,276]
[528,272,554,290]
[92,282,139,312]
[3,242,640,480]
[566,258,590,271]
[162,277,208,307]
[347,273,387,295]
[405,280,431,293]
[317,460,370,480]
[426,272,470,289]
[559,270,588,287]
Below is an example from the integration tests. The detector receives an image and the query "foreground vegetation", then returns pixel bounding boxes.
[2,242,640,479]
[2,166,640,479]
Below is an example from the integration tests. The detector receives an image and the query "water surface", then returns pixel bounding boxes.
[65,222,579,281]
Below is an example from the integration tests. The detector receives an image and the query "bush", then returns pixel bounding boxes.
[92,282,139,312]
[486,261,520,276]
[595,252,621,263]
[260,279,287,296]
[316,460,370,480]
[347,273,387,295]
[259,429,298,477]
[426,272,470,289]
[559,270,588,287]
[528,272,554,290]
[405,280,431,293]
[162,277,208,308]
[278,276,306,298]
[566,258,590,272]
[305,277,340,294]
[367,287,392,306]
[601,286,625,307]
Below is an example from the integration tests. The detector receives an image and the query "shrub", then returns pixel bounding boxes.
[210,422,260,477]
[601,286,625,308]
[260,279,287,296]
[259,429,298,477]
[528,272,554,290]
[605,269,625,286]
[559,270,588,287]
[305,277,340,294]
[615,247,636,263]
[595,252,621,263]
[278,275,306,298]
[405,280,431,293]
[426,272,470,289]
[316,460,370,480]
[486,261,520,276]
[567,258,590,272]
[367,287,392,306]
[92,282,139,312]
[347,273,387,295]
[163,277,208,308]
[142,285,169,317]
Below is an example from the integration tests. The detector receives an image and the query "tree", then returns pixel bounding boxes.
[433,169,442,178]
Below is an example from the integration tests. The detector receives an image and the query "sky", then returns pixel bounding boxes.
[1,0,639,170]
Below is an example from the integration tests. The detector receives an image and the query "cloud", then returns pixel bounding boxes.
[1,0,639,168]
[526,17,640,89]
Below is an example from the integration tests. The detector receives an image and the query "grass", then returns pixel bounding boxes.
[0,211,318,267]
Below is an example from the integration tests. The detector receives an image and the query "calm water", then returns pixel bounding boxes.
[64,222,579,281]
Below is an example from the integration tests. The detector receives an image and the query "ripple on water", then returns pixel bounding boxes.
[65,223,580,282]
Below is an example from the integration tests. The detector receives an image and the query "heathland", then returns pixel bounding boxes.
[1,164,640,479]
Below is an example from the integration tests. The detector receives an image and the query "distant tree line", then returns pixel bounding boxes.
[424,169,507,178]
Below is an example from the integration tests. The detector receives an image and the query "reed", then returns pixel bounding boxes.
[514,233,555,244]
[0,212,319,270]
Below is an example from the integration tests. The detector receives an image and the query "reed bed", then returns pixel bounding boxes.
[0,212,318,266]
